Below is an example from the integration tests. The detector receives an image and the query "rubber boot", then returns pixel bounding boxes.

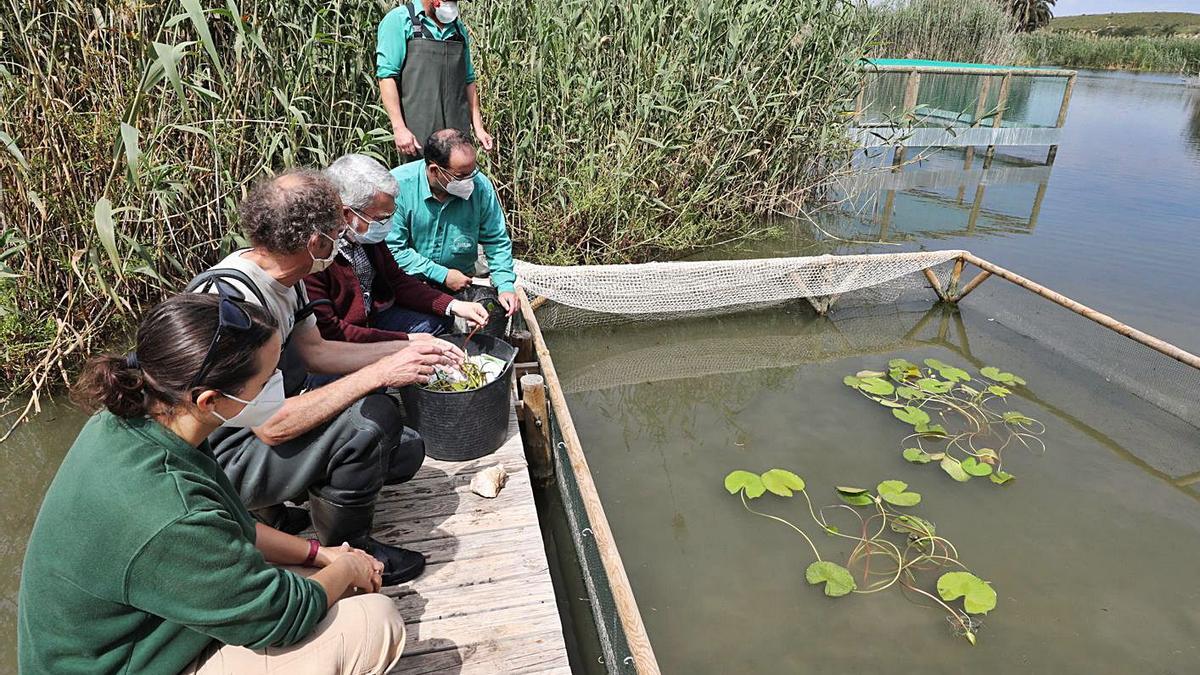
[251,504,311,535]
[308,495,426,586]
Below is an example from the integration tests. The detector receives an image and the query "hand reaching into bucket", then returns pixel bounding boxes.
[376,342,460,387]
[406,334,465,362]
[497,291,518,317]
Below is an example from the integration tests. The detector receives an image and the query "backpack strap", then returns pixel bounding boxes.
[184,268,330,348]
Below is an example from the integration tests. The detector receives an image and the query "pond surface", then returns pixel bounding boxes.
[547,69,1200,673]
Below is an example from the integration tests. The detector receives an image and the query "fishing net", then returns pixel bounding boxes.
[515,250,962,321]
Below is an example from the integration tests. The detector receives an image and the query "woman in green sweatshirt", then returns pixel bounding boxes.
[18,292,406,674]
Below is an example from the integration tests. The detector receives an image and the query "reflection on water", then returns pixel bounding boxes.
[716,69,1200,353]
[549,302,1200,673]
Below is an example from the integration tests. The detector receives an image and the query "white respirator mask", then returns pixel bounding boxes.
[213,369,286,429]
[434,0,459,24]
[348,209,393,245]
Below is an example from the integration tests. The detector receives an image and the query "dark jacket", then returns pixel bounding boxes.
[304,241,452,343]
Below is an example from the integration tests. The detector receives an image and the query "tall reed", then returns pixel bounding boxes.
[862,0,1022,65]
[0,0,868,406]
[1019,32,1200,73]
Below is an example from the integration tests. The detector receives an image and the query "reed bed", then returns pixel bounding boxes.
[862,0,1022,65]
[0,0,868,409]
[1018,32,1200,73]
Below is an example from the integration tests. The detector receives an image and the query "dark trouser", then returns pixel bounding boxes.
[209,394,424,511]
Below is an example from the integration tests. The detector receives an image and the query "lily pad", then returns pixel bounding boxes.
[896,387,925,400]
[1002,411,1036,425]
[836,486,874,507]
[855,370,885,378]
[960,457,994,477]
[914,422,947,435]
[724,470,765,499]
[877,480,922,506]
[925,358,972,382]
[888,358,918,370]
[939,457,971,482]
[873,398,905,408]
[890,514,936,537]
[892,406,931,426]
[843,375,862,388]
[937,571,997,614]
[916,378,953,394]
[858,377,895,396]
[760,469,805,497]
[902,447,933,464]
[987,385,1011,397]
[980,366,1027,386]
[806,561,857,597]
[989,470,1015,485]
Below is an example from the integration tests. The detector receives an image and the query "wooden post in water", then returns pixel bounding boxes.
[961,75,993,190]
[1046,73,1076,164]
[519,374,553,481]
[893,70,921,169]
[984,73,1011,166]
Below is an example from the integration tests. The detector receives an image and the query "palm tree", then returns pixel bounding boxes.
[1008,0,1055,32]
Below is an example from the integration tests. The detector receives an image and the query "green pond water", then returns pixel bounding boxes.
[2,68,1199,671]
[542,69,1200,673]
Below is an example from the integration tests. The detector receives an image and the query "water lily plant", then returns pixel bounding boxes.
[844,358,1045,485]
[725,468,997,644]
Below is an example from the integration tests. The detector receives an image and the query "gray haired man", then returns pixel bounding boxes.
[304,153,488,346]
[187,169,463,585]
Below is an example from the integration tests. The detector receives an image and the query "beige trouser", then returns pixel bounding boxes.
[182,593,405,675]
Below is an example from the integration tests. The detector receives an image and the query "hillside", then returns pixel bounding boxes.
[1048,12,1200,36]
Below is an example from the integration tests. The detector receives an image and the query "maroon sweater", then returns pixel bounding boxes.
[304,242,453,343]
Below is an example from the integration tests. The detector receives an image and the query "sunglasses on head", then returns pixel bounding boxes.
[189,280,254,391]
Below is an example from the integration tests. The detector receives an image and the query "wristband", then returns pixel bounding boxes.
[303,538,320,566]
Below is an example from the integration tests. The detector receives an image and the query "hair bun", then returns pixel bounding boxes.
[72,354,150,418]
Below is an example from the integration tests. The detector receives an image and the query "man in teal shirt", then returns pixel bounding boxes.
[376,0,494,159]
[387,128,518,316]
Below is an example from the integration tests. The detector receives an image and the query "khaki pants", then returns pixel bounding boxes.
[182,593,405,675]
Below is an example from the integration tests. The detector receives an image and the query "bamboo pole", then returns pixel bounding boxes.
[985,73,1011,164]
[516,287,662,674]
[962,76,992,173]
[954,269,992,300]
[893,70,921,167]
[956,253,1200,371]
[1046,72,1076,163]
[923,268,948,302]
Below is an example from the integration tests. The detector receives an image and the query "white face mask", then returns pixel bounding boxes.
[434,0,459,24]
[347,209,393,245]
[437,166,476,200]
[213,369,286,428]
[309,230,339,273]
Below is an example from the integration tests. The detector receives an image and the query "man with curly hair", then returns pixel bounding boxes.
[187,169,463,586]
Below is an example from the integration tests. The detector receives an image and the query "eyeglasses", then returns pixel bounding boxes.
[190,280,253,390]
[436,165,479,182]
[348,206,395,224]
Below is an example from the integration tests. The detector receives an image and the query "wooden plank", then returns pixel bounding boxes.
[371,382,569,672]
[403,602,562,656]
[400,630,570,674]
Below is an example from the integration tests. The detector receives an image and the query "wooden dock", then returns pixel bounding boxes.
[371,403,571,673]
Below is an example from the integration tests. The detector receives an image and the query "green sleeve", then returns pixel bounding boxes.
[125,510,327,650]
[387,207,451,284]
[460,21,477,84]
[376,8,412,79]
[476,176,515,293]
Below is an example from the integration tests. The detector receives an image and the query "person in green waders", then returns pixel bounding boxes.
[376,0,494,161]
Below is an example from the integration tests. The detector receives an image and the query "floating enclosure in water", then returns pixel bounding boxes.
[514,249,1200,673]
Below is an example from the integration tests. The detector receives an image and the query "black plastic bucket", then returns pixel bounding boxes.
[454,284,509,338]
[401,334,517,461]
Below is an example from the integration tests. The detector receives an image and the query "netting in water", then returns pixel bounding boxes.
[515,250,962,320]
